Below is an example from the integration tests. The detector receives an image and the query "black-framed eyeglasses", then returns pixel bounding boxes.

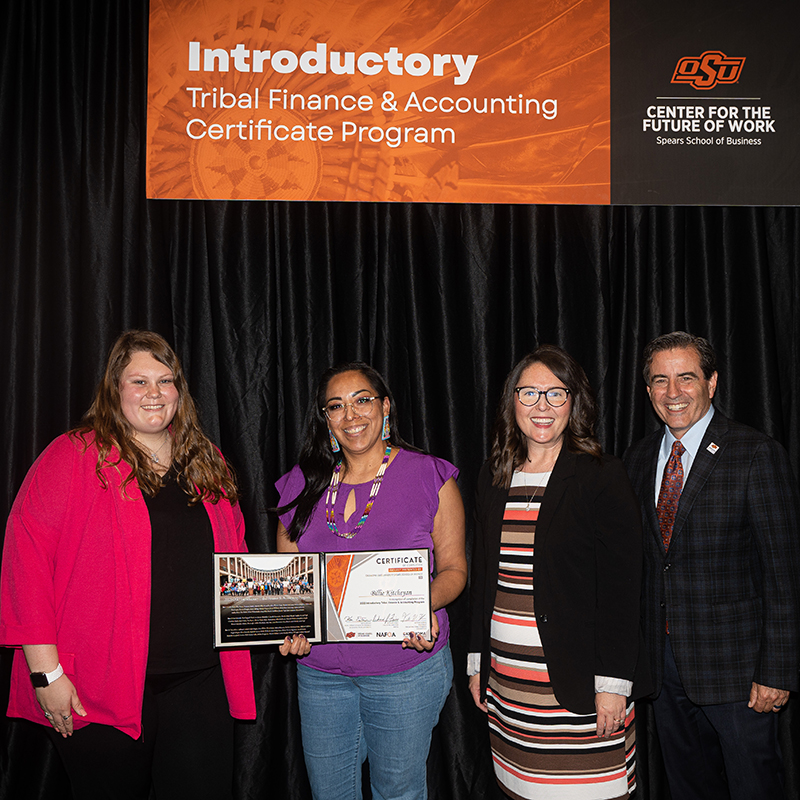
[514,386,571,407]
[322,396,380,421]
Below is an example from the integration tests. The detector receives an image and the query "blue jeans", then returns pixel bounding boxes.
[296,645,453,800]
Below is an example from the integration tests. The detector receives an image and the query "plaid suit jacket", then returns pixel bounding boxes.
[624,411,800,705]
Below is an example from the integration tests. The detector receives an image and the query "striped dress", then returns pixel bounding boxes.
[487,472,635,800]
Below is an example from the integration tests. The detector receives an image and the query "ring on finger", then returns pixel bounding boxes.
[43,711,53,719]
[62,713,72,720]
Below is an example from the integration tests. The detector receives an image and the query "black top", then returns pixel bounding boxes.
[469,450,652,714]
[144,468,218,674]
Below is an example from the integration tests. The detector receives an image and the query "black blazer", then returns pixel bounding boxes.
[624,411,800,704]
[468,449,651,714]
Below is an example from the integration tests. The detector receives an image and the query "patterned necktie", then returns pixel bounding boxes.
[657,440,685,552]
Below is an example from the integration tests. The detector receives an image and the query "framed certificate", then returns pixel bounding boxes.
[324,550,431,642]
[214,553,323,647]
[213,549,431,647]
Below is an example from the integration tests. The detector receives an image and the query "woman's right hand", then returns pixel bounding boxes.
[279,634,312,658]
[275,528,312,657]
[468,674,488,713]
[36,675,87,738]
[23,645,86,737]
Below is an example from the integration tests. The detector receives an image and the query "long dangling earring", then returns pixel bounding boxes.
[329,428,341,453]
[381,414,391,441]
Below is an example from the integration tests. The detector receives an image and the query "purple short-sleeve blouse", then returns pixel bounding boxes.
[276,449,457,677]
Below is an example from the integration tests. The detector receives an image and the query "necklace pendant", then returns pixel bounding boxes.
[325,445,392,539]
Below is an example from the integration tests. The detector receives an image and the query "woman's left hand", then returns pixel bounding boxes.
[402,614,439,651]
[595,691,626,738]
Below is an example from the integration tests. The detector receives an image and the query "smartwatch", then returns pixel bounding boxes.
[29,664,64,688]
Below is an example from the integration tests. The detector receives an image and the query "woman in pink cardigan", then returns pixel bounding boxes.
[0,331,255,800]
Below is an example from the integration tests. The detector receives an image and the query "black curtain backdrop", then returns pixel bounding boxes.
[2,2,799,798]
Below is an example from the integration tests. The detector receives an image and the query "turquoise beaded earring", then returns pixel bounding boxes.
[329,428,341,453]
[381,414,390,441]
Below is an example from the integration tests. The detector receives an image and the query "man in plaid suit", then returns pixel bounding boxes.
[624,331,800,800]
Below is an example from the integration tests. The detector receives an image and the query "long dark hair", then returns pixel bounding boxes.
[278,362,418,541]
[489,345,602,488]
[72,330,238,503]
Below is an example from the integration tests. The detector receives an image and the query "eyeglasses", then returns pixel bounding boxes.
[322,396,379,421]
[515,386,570,407]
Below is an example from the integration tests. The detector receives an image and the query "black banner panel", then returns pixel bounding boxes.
[611,0,800,205]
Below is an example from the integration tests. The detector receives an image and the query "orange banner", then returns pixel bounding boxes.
[147,0,610,203]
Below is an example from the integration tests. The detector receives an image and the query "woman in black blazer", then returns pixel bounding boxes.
[468,345,649,800]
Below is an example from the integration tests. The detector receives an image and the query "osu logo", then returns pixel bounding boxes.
[671,51,746,90]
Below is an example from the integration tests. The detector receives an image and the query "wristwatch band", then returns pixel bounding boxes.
[29,663,64,688]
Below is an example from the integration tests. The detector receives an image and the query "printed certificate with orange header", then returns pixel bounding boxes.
[213,549,430,647]
[324,550,432,642]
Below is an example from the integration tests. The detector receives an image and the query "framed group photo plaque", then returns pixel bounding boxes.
[214,549,432,647]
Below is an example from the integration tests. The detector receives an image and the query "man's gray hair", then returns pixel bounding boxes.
[642,331,717,384]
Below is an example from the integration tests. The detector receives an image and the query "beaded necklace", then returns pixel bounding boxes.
[325,445,392,539]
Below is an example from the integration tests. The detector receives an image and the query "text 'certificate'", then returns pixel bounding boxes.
[325,549,431,642]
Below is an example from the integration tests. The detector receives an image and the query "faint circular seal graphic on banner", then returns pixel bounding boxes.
[189,107,322,201]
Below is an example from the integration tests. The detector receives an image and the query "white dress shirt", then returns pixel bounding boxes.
[653,405,715,504]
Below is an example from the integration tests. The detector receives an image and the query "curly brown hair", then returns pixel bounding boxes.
[489,345,602,488]
[72,330,238,504]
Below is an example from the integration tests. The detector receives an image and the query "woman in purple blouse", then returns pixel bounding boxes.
[276,362,467,800]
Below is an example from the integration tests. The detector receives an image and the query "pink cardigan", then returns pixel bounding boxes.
[0,433,256,738]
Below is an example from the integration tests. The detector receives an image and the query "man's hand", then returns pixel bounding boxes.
[748,682,789,713]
